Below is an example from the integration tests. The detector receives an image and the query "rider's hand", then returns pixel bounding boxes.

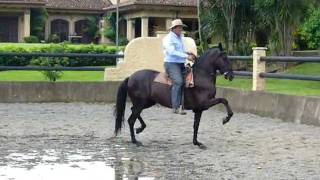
[187,53,197,62]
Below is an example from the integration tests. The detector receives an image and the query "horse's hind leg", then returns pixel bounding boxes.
[136,115,146,134]
[133,101,155,134]
[128,107,143,145]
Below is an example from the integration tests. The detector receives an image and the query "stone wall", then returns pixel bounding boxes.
[0,82,319,127]
[104,32,197,81]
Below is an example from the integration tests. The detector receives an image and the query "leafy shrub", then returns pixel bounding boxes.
[0,46,30,66]
[0,43,120,66]
[47,34,61,43]
[24,36,39,43]
[295,8,320,50]
[30,57,68,82]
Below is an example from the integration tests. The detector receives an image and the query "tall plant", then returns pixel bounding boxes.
[84,16,101,44]
[103,13,128,45]
[255,0,309,55]
[298,6,320,49]
[30,8,48,41]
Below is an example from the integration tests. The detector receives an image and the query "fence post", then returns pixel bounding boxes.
[252,47,267,91]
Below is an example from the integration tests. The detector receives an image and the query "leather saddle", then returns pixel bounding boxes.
[153,68,194,88]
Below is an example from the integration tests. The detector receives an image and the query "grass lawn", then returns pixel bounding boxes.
[217,63,320,97]
[0,63,319,97]
[0,43,117,48]
[0,71,104,82]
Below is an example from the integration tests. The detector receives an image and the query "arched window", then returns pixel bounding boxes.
[51,19,69,42]
[75,20,90,43]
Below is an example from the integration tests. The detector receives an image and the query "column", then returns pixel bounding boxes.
[141,17,148,37]
[252,47,267,91]
[23,9,30,38]
[165,18,173,30]
[100,19,106,44]
[44,19,50,41]
[69,19,74,41]
[126,18,134,41]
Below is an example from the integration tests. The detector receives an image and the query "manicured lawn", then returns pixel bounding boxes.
[217,63,320,97]
[0,63,319,97]
[0,70,104,81]
[0,43,118,49]
[217,77,320,97]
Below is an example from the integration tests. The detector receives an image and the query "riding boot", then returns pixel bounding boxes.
[179,86,187,115]
[179,106,187,115]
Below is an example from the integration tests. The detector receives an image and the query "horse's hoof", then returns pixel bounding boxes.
[193,141,207,150]
[198,144,207,150]
[223,116,231,125]
[132,140,143,146]
[136,128,143,134]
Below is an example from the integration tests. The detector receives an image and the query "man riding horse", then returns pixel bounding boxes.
[113,19,234,149]
[163,19,197,115]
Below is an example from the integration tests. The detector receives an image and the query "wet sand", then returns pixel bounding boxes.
[0,103,320,179]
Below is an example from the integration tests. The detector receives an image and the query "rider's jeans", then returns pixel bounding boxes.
[164,62,185,109]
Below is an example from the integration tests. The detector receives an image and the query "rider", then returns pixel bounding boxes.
[162,19,196,115]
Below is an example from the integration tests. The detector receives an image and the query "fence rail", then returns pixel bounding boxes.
[261,56,320,62]
[228,54,320,81]
[0,52,124,59]
[260,73,320,81]
[233,71,252,77]
[0,66,105,71]
[0,51,319,90]
[228,56,252,61]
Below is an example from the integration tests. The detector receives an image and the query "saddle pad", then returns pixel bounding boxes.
[154,72,172,86]
[185,70,194,88]
[153,71,194,88]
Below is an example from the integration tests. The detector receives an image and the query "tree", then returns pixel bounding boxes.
[299,7,320,49]
[84,16,101,44]
[255,0,309,55]
[103,13,128,46]
[30,8,48,41]
[207,0,238,53]
[199,1,228,52]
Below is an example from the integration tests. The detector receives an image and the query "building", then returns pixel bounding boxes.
[0,0,197,43]
[105,0,198,41]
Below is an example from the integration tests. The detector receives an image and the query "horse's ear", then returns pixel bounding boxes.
[218,43,223,52]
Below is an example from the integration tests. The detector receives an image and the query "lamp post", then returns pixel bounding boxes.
[116,0,119,46]
[197,0,202,50]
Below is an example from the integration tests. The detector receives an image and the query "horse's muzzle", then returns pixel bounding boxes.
[224,71,234,81]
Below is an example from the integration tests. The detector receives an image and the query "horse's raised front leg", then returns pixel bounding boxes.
[204,98,233,125]
[136,115,146,134]
[193,110,207,149]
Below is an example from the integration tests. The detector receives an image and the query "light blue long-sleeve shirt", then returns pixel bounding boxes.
[162,31,188,63]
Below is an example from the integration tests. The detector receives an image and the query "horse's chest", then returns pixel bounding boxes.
[185,87,215,107]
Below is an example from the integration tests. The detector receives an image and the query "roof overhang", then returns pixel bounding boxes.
[46,7,104,14]
[104,3,196,14]
[0,0,46,8]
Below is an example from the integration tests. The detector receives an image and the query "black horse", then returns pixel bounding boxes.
[114,47,234,148]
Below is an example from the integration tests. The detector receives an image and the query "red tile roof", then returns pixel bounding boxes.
[46,0,112,10]
[0,0,46,5]
[135,0,196,7]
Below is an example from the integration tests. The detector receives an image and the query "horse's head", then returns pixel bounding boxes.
[198,47,233,81]
[213,51,234,81]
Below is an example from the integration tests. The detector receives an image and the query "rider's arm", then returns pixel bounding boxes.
[163,39,188,59]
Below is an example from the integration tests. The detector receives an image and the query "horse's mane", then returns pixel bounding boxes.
[193,48,221,67]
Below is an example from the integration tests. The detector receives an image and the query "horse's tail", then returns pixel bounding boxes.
[114,77,129,136]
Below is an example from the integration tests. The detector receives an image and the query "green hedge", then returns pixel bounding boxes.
[0,43,122,66]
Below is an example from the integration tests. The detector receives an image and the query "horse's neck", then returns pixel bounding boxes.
[193,64,215,86]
